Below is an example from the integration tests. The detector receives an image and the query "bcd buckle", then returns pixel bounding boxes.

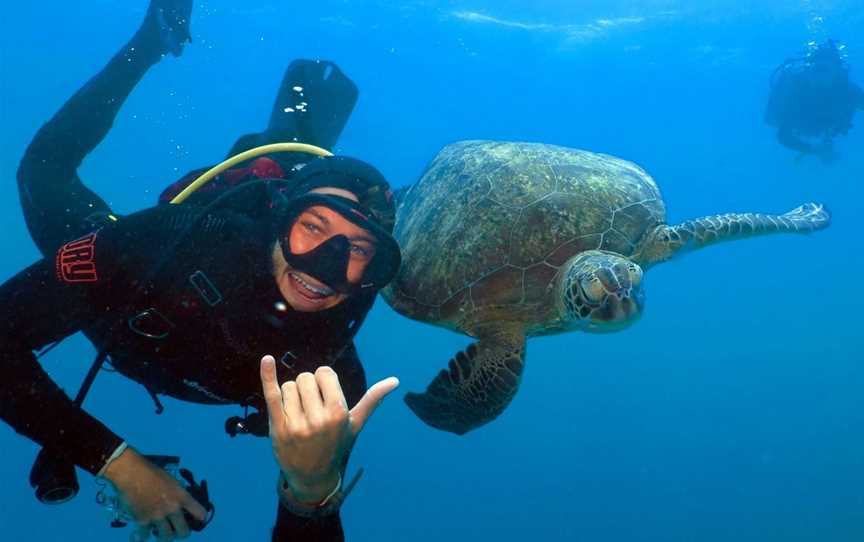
[189,270,223,307]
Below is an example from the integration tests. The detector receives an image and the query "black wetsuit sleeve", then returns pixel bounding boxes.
[336,342,368,409]
[0,259,124,475]
[270,343,367,541]
[272,508,346,542]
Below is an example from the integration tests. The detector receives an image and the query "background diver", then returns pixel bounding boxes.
[765,39,864,162]
[2,0,401,540]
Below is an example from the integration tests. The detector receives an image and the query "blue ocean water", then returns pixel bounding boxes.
[1,1,862,540]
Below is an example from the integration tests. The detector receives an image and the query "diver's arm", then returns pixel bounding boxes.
[271,505,346,541]
[260,355,398,538]
[268,344,366,540]
[0,239,208,534]
[0,259,125,474]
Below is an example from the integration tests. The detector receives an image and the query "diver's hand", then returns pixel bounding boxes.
[102,448,206,541]
[260,355,399,504]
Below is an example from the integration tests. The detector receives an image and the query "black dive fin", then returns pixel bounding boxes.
[266,59,359,151]
[226,59,358,161]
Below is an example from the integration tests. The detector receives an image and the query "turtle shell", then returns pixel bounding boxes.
[383,141,665,335]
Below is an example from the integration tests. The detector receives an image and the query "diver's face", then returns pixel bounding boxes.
[273,188,378,312]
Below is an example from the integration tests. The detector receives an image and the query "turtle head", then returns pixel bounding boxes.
[558,250,645,332]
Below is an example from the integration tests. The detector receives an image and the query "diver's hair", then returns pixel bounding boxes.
[291,156,396,233]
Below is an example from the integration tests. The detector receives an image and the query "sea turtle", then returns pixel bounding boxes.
[383,140,830,435]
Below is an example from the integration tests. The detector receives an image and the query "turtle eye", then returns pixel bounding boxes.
[628,264,643,287]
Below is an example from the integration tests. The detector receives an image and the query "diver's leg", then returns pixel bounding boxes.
[16,0,192,257]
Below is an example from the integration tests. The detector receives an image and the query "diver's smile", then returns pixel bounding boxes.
[288,270,335,299]
[276,262,347,311]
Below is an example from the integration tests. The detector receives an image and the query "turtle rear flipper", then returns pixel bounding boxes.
[405,331,526,435]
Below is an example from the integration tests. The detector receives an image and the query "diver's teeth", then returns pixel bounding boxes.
[290,273,334,296]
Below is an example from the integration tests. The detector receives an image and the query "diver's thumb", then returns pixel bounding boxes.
[349,377,400,434]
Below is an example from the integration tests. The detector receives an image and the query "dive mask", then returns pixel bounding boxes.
[276,193,401,295]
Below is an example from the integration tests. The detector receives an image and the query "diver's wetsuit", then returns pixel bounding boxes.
[4,18,366,542]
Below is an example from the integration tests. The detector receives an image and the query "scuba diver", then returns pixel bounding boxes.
[765,39,864,162]
[2,1,401,541]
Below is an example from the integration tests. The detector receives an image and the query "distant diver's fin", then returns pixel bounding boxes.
[267,59,359,151]
[226,59,359,163]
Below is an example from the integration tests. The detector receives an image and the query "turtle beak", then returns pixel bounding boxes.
[573,259,645,332]
[593,262,645,323]
[590,290,644,326]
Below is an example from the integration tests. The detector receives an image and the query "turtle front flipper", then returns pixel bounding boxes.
[635,202,830,267]
[405,330,526,435]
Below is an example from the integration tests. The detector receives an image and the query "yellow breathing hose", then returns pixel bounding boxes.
[169,142,333,204]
